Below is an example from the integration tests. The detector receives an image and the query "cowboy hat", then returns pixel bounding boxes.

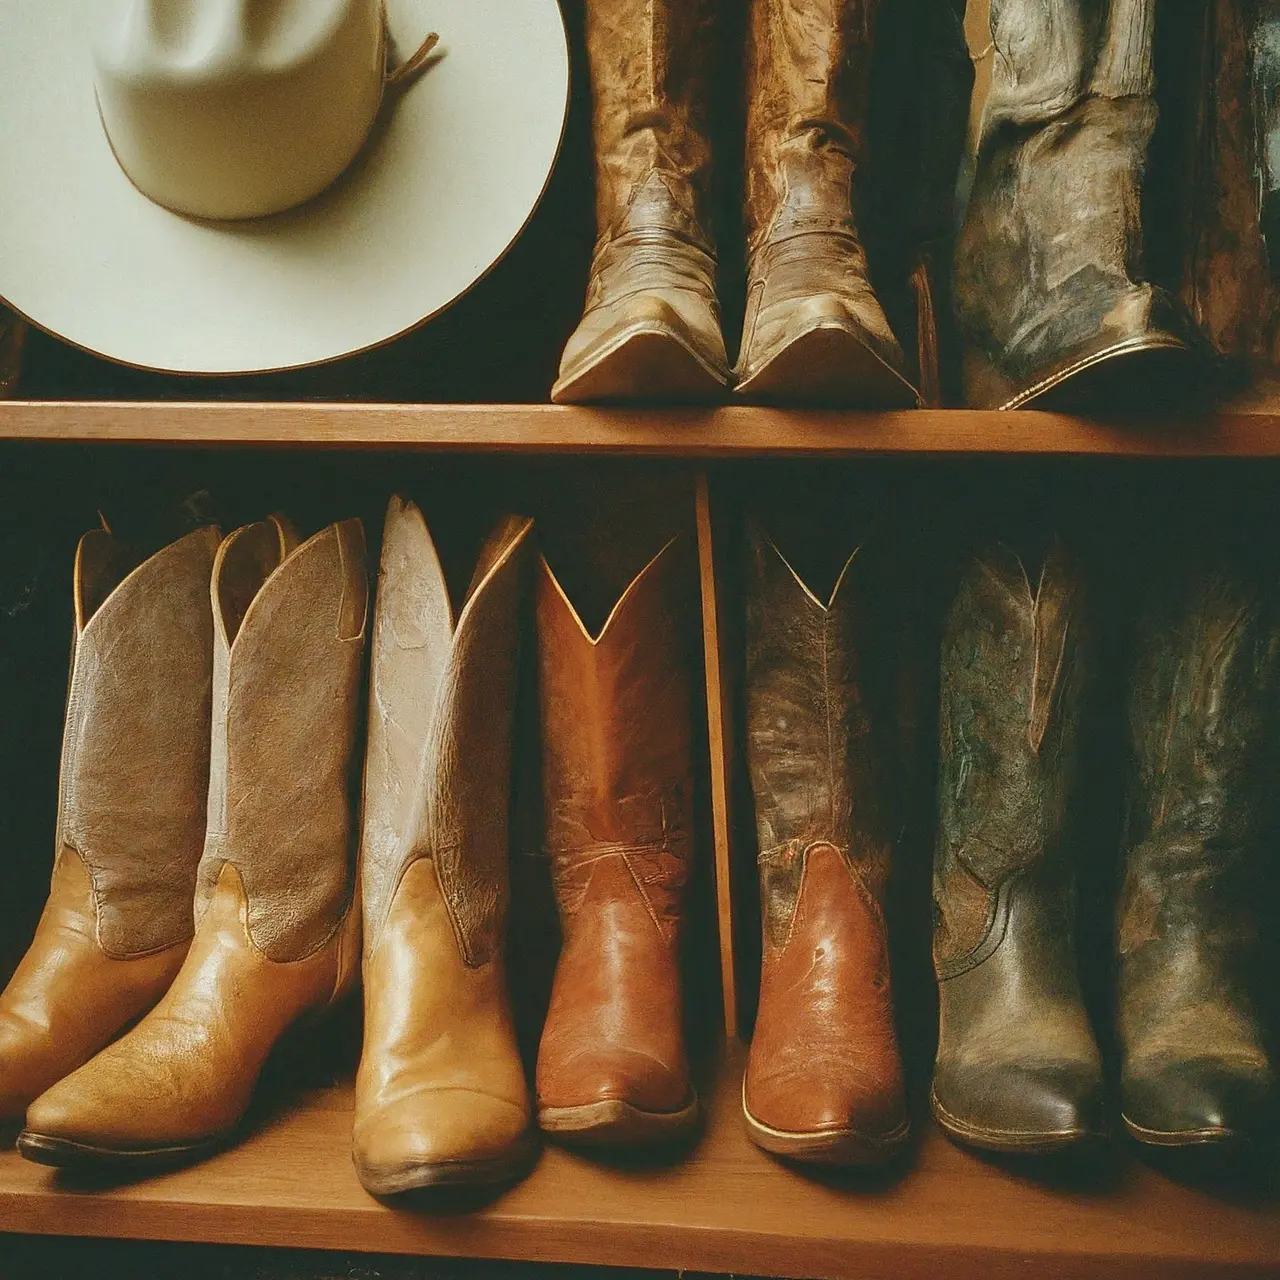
[0,0,569,375]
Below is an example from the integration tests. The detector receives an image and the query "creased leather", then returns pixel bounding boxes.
[932,541,1104,1147]
[361,501,533,968]
[735,0,912,402]
[742,527,906,1147]
[553,0,728,401]
[535,539,696,1116]
[956,0,1205,409]
[199,518,367,962]
[1118,554,1280,1138]
[60,526,220,958]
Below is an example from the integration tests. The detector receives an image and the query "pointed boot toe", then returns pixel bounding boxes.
[1122,1058,1274,1149]
[931,1058,1106,1155]
[354,1091,537,1196]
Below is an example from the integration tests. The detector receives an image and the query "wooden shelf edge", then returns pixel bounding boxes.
[1,400,1279,456]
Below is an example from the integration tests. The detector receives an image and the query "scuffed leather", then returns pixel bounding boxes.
[353,498,533,1190]
[736,0,913,403]
[59,525,219,958]
[932,542,1104,1147]
[25,859,357,1149]
[22,519,367,1154]
[742,529,906,1145]
[200,518,367,963]
[0,852,185,1124]
[552,0,729,401]
[1118,554,1279,1139]
[535,540,696,1116]
[956,0,1205,409]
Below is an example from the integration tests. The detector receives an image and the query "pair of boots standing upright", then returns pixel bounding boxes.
[554,0,919,406]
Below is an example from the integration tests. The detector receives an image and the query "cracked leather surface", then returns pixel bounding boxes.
[535,537,696,1115]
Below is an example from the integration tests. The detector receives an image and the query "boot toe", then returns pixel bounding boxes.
[1122,1057,1274,1147]
[932,1058,1106,1154]
[538,1046,690,1115]
[354,1090,535,1195]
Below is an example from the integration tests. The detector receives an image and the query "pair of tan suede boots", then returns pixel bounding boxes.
[0,498,700,1194]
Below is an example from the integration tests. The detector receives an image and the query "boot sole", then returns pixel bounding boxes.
[552,325,729,404]
[355,1128,540,1197]
[538,1092,699,1147]
[930,1088,1097,1156]
[735,322,919,408]
[17,1127,231,1171]
[1122,1114,1243,1148]
[742,1092,910,1167]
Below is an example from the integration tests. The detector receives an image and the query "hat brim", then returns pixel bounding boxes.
[0,0,569,376]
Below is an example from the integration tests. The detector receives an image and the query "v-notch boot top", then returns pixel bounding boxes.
[354,497,536,1196]
[0,524,218,1130]
[20,516,368,1170]
[535,537,699,1146]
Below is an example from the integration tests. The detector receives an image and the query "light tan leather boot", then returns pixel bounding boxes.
[735,0,916,406]
[551,0,730,403]
[19,517,367,1168]
[0,523,218,1131]
[353,497,536,1196]
[535,538,699,1146]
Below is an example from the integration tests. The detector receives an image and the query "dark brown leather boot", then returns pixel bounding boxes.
[534,538,698,1146]
[0,306,25,396]
[735,0,916,405]
[741,526,908,1165]
[1118,554,1279,1149]
[932,542,1105,1153]
[956,0,1206,409]
[552,0,729,404]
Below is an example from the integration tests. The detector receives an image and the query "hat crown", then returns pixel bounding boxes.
[92,0,386,220]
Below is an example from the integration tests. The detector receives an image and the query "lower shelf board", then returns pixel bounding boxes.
[0,1044,1276,1280]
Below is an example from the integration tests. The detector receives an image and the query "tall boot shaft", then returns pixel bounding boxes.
[535,538,698,1143]
[736,0,912,404]
[741,526,907,1164]
[932,542,1104,1153]
[355,499,534,1195]
[1118,552,1280,1144]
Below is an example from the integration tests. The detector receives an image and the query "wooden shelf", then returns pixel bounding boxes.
[1,399,1280,456]
[0,1044,1275,1279]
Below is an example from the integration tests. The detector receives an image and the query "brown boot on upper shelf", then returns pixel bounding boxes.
[0,522,218,1133]
[19,516,367,1169]
[550,0,730,404]
[534,538,699,1146]
[955,0,1210,410]
[353,498,537,1195]
[733,0,918,406]
[741,523,909,1165]
[0,307,25,397]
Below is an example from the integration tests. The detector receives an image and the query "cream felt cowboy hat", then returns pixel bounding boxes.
[0,0,568,374]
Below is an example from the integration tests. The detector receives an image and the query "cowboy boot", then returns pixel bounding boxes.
[932,542,1105,1153]
[956,0,1207,409]
[741,525,908,1165]
[19,517,367,1168]
[353,498,536,1195]
[734,0,916,405]
[0,307,25,396]
[0,523,218,1130]
[551,0,729,403]
[1118,554,1279,1148]
[535,538,698,1145]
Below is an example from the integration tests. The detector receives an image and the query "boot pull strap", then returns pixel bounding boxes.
[384,26,440,92]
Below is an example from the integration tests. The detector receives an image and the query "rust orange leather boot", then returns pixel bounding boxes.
[353,498,536,1195]
[20,517,367,1168]
[0,524,218,1131]
[551,0,730,403]
[734,0,916,405]
[741,525,908,1165]
[534,538,699,1145]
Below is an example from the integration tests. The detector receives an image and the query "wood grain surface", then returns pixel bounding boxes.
[0,1044,1275,1279]
[3,400,1280,456]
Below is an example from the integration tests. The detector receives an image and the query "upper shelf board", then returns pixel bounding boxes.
[2,401,1280,457]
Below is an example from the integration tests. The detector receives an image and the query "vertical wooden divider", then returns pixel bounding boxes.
[695,469,739,1041]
